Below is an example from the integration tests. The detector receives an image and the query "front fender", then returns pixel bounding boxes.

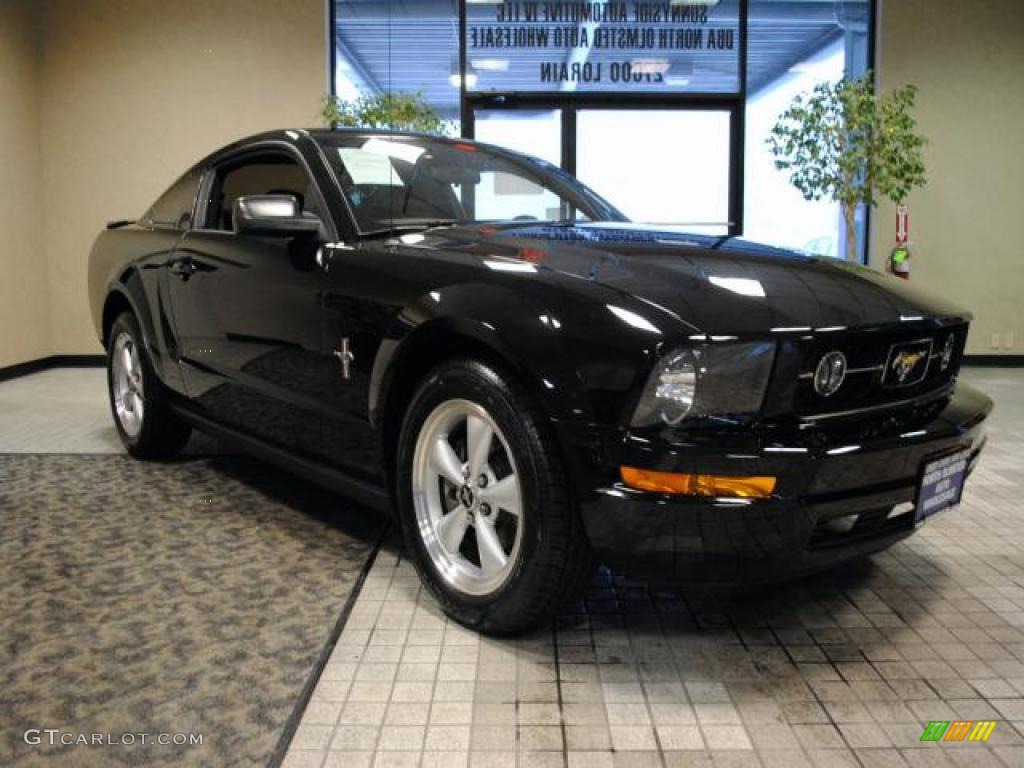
[371,279,677,501]
[371,282,597,429]
[371,269,679,427]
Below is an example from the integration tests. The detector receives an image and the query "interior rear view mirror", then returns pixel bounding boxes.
[429,167,482,186]
[233,194,321,237]
[419,155,482,186]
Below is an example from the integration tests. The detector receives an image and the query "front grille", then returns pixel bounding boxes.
[792,323,968,419]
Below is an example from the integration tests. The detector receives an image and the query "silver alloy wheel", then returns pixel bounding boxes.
[111,331,145,438]
[411,399,523,596]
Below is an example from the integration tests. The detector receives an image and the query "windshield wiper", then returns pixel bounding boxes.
[360,220,458,238]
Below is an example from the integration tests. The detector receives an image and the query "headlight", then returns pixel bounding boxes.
[631,342,777,427]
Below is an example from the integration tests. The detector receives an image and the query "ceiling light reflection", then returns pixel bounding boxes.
[471,59,509,71]
[608,305,661,335]
[448,73,479,88]
[483,259,537,273]
[827,445,861,456]
[538,315,562,329]
[709,276,766,298]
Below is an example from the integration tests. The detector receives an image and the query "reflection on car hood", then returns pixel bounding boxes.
[432,222,970,336]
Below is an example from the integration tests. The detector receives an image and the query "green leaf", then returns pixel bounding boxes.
[767,71,928,260]
[321,91,454,135]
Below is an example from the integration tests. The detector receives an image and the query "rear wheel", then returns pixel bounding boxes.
[396,358,594,635]
[107,311,191,459]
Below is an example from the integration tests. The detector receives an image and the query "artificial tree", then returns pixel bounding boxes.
[321,91,452,135]
[768,72,927,262]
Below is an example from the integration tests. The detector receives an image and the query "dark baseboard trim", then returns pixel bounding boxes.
[963,355,1024,368]
[0,354,105,383]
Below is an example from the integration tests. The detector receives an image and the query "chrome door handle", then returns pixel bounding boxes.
[317,243,353,271]
[170,257,196,280]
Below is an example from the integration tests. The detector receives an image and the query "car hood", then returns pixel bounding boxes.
[429,222,970,336]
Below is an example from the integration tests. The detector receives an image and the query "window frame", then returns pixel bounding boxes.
[318,132,627,235]
[191,141,339,241]
[329,0,878,260]
[143,168,203,232]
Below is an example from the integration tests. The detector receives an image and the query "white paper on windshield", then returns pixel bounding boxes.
[337,148,404,186]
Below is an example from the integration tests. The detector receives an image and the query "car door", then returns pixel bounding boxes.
[166,145,334,458]
[317,238,401,481]
[135,166,204,398]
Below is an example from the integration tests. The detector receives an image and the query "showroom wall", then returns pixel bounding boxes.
[0,0,326,366]
[0,2,49,369]
[3,0,1021,365]
[871,0,1024,356]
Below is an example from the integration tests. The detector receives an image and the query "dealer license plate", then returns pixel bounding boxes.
[916,449,971,522]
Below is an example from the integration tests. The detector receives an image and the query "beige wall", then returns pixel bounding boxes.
[3,0,325,364]
[0,1,49,368]
[5,0,1022,364]
[872,0,1024,355]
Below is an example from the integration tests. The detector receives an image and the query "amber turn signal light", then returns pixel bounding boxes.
[620,467,777,499]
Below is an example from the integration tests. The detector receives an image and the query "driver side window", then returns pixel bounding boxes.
[204,153,323,232]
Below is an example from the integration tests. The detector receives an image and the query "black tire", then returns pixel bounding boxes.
[106,311,191,459]
[395,358,594,635]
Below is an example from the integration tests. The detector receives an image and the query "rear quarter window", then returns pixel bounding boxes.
[144,169,201,230]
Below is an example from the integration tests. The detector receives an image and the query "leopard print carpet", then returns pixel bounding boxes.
[0,452,384,767]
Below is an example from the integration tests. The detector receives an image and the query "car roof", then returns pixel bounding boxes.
[205,128,561,178]
[236,127,482,145]
[237,127,550,160]
[195,127,500,171]
[306,127,464,142]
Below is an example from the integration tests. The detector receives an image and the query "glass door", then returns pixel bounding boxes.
[469,103,738,235]
[473,110,561,166]
[575,110,732,235]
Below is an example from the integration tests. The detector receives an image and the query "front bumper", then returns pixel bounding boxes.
[574,383,992,584]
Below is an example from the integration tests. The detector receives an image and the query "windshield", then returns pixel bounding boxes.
[317,133,627,235]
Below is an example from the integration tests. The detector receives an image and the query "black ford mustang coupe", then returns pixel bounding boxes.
[89,129,991,633]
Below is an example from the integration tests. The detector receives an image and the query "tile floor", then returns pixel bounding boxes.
[282,369,1024,768]
[0,367,219,455]
[3,367,1024,768]
[0,368,121,453]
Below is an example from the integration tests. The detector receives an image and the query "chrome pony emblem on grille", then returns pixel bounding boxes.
[892,350,927,381]
[883,339,933,387]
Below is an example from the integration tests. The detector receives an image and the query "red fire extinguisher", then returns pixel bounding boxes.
[889,205,911,280]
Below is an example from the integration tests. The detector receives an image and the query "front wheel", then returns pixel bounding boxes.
[395,358,594,635]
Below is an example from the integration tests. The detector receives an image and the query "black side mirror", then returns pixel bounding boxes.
[233,194,321,237]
